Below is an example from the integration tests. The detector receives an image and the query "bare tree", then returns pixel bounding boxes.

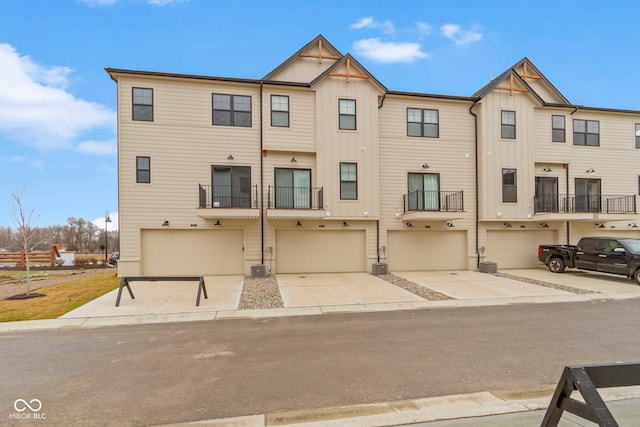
[9,185,42,296]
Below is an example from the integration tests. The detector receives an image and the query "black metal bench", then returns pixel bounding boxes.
[541,362,640,427]
[115,276,208,307]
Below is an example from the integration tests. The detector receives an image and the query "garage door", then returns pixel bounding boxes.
[486,230,556,269]
[141,229,244,275]
[387,230,467,271]
[275,229,366,273]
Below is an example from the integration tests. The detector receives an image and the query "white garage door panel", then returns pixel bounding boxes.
[276,230,366,273]
[141,229,244,275]
[486,230,556,269]
[387,230,467,271]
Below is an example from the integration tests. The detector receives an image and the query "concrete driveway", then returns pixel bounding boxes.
[507,267,640,294]
[393,269,571,299]
[276,273,424,307]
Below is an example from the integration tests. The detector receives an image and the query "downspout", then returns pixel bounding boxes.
[377,93,386,264]
[260,82,264,265]
[566,106,578,245]
[469,98,480,269]
[565,163,570,245]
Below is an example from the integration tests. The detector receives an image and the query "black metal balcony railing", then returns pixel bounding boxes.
[403,190,464,213]
[268,186,323,209]
[534,194,637,214]
[198,184,258,209]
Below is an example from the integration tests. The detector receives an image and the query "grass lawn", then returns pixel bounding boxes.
[0,270,119,322]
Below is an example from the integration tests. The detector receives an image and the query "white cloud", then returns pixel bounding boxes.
[441,24,483,45]
[417,22,432,35]
[93,212,119,231]
[0,43,115,151]
[76,139,117,155]
[350,17,394,34]
[2,155,45,169]
[352,38,427,63]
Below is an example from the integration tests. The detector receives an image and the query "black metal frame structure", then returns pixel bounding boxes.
[541,362,640,427]
[115,276,208,307]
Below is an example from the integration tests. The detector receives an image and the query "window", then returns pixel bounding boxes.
[535,177,558,212]
[339,99,356,130]
[502,168,517,203]
[212,94,251,127]
[211,166,252,207]
[552,115,566,142]
[340,162,357,200]
[274,168,311,208]
[136,156,150,183]
[408,173,440,211]
[575,178,601,212]
[573,119,599,146]
[271,95,289,127]
[501,110,516,139]
[132,88,153,121]
[407,108,439,138]
[636,123,640,149]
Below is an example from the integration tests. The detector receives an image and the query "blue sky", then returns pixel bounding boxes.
[1,0,639,229]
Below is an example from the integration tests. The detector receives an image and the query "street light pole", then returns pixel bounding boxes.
[105,211,112,264]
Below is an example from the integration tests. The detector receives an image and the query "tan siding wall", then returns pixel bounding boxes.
[269,57,338,83]
[262,87,316,152]
[314,75,381,219]
[117,76,263,275]
[379,95,477,268]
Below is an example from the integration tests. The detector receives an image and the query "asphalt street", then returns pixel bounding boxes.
[2,299,640,426]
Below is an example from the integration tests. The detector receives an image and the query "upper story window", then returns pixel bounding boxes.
[136,156,151,183]
[132,88,153,121]
[501,110,516,139]
[552,115,566,142]
[340,162,357,200]
[271,95,290,127]
[502,168,517,203]
[212,94,251,127]
[339,99,356,130]
[573,119,599,146]
[407,108,439,138]
[635,123,640,149]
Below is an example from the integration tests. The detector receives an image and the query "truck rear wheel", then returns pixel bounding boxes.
[548,257,565,273]
[634,269,640,286]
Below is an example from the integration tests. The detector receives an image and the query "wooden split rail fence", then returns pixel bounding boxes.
[0,246,63,268]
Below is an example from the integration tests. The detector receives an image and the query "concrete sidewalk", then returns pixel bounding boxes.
[4,268,640,426]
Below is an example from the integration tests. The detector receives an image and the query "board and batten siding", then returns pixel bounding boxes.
[314,74,382,219]
[378,95,477,269]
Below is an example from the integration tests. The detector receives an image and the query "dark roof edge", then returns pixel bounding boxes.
[544,103,640,115]
[387,90,477,102]
[262,34,342,80]
[105,68,310,88]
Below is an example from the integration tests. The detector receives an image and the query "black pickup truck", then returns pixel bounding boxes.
[538,236,640,284]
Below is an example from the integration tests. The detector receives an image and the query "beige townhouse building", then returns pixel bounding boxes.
[106,35,640,277]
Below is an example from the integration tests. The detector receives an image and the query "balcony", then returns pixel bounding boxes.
[197,184,259,219]
[402,190,465,221]
[267,186,325,219]
[534,194,637,221]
